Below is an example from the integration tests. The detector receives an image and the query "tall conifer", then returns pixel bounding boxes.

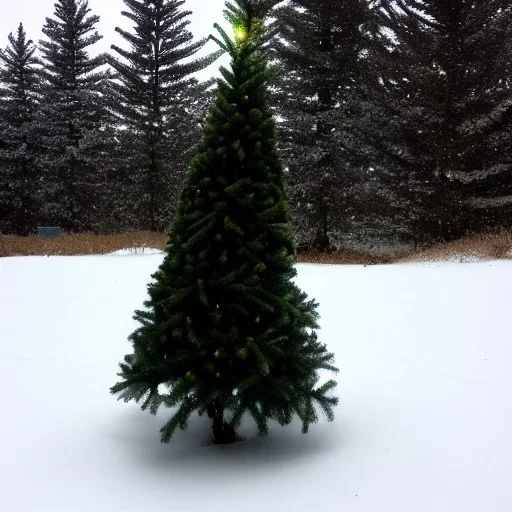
[36,0,110,232]
[108,0,221,231]
[0,24,40,235]
[273,0,375,250]
[369,0,512,241]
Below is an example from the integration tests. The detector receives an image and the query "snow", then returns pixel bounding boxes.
[1,254,511,512]
[107,247,164,256]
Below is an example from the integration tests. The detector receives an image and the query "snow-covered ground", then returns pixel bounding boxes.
[1,254,511,512]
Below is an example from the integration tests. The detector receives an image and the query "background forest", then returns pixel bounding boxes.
[1,0,511,252]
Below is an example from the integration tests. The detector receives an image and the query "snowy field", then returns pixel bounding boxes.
[1,253,511,512]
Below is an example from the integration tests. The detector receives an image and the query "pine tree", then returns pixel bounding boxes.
[107,0,222,232]
[368,0,512,242]
[111,0,338,445]
[0,24,41,235]
[36,0,111,232]
[273,0,374,251]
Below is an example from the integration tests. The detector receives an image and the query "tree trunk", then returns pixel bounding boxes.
[312,198,330,252]
[206,398,237,444]
[311,178,331,252]
[148,148,157,231]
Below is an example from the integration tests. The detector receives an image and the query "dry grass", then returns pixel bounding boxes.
[396,230,512,263]
[1,230,512,264]
[296,250,394,266]
[0,231,168,258]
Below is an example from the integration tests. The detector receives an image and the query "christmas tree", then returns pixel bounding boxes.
[111,0,339,445]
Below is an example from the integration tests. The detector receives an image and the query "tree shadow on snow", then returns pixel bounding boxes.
[108,406,345,476]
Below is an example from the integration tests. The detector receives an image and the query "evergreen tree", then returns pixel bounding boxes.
[111,0,338,445]
[108,0,222,232]
[273,0,375,251]
[36,0,111,232]
[0,24,41,235]
[368,0,512,242]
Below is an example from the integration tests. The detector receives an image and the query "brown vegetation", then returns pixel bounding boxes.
[0,231,167,258]
[1,230,511,264]
[295,250,394,265]
[396,230,512,263]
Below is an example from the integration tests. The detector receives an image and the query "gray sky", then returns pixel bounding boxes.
[0,0,230,81]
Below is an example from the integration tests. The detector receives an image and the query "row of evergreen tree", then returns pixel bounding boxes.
[274,0,512,249]
[1,0,512,249]
[0,0,218,235]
